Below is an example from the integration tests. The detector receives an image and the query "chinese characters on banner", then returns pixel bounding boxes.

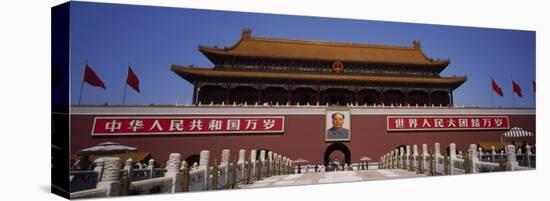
[92,116,284,136]
[387,116,509,131]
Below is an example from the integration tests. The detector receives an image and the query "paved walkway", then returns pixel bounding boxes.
[240,169,425,189]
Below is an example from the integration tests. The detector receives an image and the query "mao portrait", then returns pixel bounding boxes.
[325,111,351,141]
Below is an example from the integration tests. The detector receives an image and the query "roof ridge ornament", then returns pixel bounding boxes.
[412,40,421,49]
[242,28,252,39]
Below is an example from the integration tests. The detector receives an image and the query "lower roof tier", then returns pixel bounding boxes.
[171,65,467,90]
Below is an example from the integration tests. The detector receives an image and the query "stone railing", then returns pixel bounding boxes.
[69,157,165,193]
[70,149,295,198]
[478,145,535,168]
[378,143,535,176]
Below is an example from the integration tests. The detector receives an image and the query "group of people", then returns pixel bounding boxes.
[70,155,152,171]
[299,163,354,173]
[70,156,93,171]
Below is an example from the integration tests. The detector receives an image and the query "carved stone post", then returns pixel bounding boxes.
[506,145,519,171]
[245,160,252,184]
[231,159,237,189]
[96,157,121,196]
[211,159,218,190]
[250,150,257,178]
[256,159,262,180]
[220,149,230,186]
[434,143,441,174]
[491,146,497,163]
[449,143,456,175]
[237,149,246,181]
[221,149,230,166]
[180,161,189,192]
[443,153,449,175]
[147,158,154,179]
[123,158,133,180]
[260,150,266,177]
[268,151,273,176]
[429,154,434,176]
[526,144,532,168]
[165,153,182,193]
[416,155,422,174]
[282,156,287,174]
[406,145,411,171]
[277,155,282,175]
[422,144,428,173]
[413,144,419,171]
[273,153,278,175]
[463,151,470,174]
[469,144,479,173]
[93,157,105,182]
[478,147,483,161]
[396,149,401,169]
[199,150,210,190]
[390,151,395,169]
[119,170,130,196]
[399,147,405,170]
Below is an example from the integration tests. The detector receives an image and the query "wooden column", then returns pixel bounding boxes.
[316,86,321,104]
[354,89,358,105]
[450,91,454,106]
[287,83,292,105]
[404,90,409,106]
[380,90,384,105]
[192,81,198,105]
[225,84,231,104]
[428,91,432,106]
[257,85,262,104]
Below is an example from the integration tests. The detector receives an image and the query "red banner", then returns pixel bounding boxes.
[92,116,284,136]
[387,116,509,131]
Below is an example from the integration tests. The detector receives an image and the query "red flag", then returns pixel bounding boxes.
[533,80,536,93]
[491,79,504,97]
[83,64,106,89]
[512,80,522,97]
[126,66,140,93]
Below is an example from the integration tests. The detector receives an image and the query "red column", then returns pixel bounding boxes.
[449,91,454,107]
[428,92,432,106]
[380,90,384,105]
[257,87,262,104]
[316,87,321,105]
[286,83,293,105]
[354,90,358,105]
[225,86,231,104]
[404,90,408,106]
[192,81,198,105]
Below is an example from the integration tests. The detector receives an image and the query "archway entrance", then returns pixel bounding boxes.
[324,143,351,168]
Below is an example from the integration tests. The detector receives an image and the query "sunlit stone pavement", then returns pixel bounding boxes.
[240,169,425,189]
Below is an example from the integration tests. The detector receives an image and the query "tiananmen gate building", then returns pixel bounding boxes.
[70,29,536,166]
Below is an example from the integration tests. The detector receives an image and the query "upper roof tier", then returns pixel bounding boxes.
[199,29,450,68]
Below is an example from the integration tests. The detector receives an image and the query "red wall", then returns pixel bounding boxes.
[71,114,535,165]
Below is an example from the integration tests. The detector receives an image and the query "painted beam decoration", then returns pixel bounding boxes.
[92,116,284,136]
[387,116,509,131]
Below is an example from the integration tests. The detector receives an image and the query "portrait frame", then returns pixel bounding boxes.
[325,110,351,142]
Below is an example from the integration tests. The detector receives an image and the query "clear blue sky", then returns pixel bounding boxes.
[69,2,536,108]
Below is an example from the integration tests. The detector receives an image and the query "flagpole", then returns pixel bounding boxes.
[490,78,494,108]
[122,62,129,105]
[122,83,128,105]
[78,60,87,105]
[532,92,535,108]
[533,81,536,108]
[511,77,515,108]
